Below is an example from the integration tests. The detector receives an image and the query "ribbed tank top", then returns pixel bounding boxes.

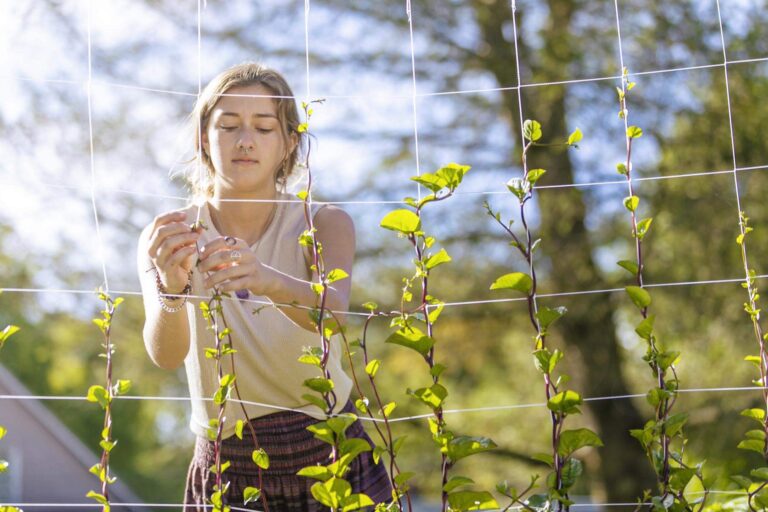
[183,193,353,439]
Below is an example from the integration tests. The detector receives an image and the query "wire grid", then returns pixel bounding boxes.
[0,0,767,509]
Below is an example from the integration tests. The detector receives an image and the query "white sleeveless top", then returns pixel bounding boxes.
[183,193,353,439]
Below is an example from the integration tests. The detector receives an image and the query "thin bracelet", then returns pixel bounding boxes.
[152,268,193,313]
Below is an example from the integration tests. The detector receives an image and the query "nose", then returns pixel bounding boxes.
[237,129,256,151]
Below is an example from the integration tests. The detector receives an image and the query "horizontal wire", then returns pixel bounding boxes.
[1,385,764,425]
[0,504,257,511]
[2,55,766,101]
[3,163,766,206]
[2,273,765,315]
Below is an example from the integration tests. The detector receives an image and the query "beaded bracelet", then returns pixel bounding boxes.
[152,268,193,313]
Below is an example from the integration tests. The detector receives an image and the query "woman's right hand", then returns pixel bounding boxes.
[147,211,201,293]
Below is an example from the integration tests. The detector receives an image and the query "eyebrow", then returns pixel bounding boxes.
[219,112,277,119]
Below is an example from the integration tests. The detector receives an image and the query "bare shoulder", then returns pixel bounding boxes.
[314,205,354,232]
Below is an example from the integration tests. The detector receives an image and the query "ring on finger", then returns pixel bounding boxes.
[224,236,237,246]
[230,250,242,262]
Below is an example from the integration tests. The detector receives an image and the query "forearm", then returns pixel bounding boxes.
[142,299,191,370]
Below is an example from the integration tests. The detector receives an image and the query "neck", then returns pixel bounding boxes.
[209,188,280,246]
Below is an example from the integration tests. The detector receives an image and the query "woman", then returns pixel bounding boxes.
[137,63,392,510]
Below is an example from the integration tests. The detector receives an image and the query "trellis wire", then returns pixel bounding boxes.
[3,55,767,101]
[1,385,765,426]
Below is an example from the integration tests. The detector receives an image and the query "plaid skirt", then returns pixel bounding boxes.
[183,401,393,511]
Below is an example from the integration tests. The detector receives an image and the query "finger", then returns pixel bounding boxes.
[216,276,251,293]
[149,222,197,259]
[166,245,198,270]
[198,248,250,273]
[204,264,251,290]
[199,237,246,259]
[155,231,200,267]
[149,211,187,241]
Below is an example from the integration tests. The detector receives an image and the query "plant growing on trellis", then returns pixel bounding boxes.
[485,120,601,511]
[293,99,377,512]
[727,212,768,507]
[378,162,499,512]
[85,291,130,511]
[614,69,705,510]
[0,292,22,512]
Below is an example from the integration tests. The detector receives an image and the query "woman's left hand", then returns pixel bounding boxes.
[197,236,276,295]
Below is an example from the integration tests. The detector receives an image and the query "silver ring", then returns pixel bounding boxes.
[230,250,242,262]
[224,236,237,246]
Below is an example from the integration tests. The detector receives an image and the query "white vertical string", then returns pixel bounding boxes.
[509,0,539,320]
[86,0,110,292]
[194,0,205,223]
[715,0,752,276]
[405,0,422,201]
[613,0,632,191]
[304,0,311,101]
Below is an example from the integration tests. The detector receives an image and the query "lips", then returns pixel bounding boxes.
[232,159,259,164]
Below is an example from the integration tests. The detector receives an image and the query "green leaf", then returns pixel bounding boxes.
[664,412,688,437]
[523,119,543,142]
[412,173,446,193]
[536,306,567,329]
[617,260,639,275]
[0,426,6,440]
[506,178,530,200]
[361,301,378,311]
[616,163,628,175]
[297,123,308,133]
[435,163,470,189]
[636,218,653,239]
[531,453,554,467]
[327,413,358,436]
[623,195,640,212]
[296,190,308,201]
[385,326,435,356]
[738,439,765,454]
[0,325,20,345]
[635,315,655,340]
[557,428,603,457]
[625,286,651,308]
[304,377,334,393]
[381,402,397,418]
[526,168,547,184]
[425,248,452,270]
[657,350,680,371]
[446,436,497,462]
[354,398,369,414]
[339,438,372,459]
[298,465,333,481]
[99,439,117,453]
[86,385,110,410]
[234,420,244,440]
[447,490,499,511]
[86,490,109,506]
[243,486,261,505]
[741,408,766,424]
[326,268,349,284]
[746,429,766,440]
[731,475,752,489]
[380,209,421,234]
[365,359,380,378]
[409,383,448,410]
[252,448,269,469]
[751,467,768,481]
[341,493,375,511]
[302,393,328,410]
[547,390,582,415]
[0,459,7,473]
[307,422,335,444]
[443,476,475,493]
[310,481,337,508]
[567,128,583,145]
[627,126,643,138]
[112,379,131,396]
[490,273,532,294]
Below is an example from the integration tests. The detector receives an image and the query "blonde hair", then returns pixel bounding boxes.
[181,63,304,199]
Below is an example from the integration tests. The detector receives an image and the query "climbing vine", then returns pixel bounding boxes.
[85,291,130,511]
[485,120,601,511]
[614,69,705,510]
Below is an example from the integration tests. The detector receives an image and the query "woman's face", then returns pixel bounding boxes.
[203,84,292,196]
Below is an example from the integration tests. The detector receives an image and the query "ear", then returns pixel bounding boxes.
[201,129,210,157]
